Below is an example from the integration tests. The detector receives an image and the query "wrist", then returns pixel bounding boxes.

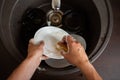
[27,52,42,61]
[26,54,41,65]
[76,60,90,69]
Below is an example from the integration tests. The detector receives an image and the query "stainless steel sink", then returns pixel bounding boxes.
[0,0,113,76]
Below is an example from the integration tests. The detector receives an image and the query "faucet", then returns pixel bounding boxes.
[52,0,61,10]
[47,0,62,26]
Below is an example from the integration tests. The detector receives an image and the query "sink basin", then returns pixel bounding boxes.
[0,0,113,75]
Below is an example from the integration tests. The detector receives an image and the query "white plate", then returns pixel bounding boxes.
[45,34,86,68]
[34,26,69,59]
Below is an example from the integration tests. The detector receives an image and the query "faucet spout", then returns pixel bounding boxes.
[52,0,61,10]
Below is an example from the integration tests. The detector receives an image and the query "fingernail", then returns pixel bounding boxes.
[67,35,72,39]
[60,50,64,55]
[29,38,34,43]
[40,41,44,45]
[61,50,68,55]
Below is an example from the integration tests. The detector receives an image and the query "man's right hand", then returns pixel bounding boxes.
[60,35,103,80]
[60,35,89,67]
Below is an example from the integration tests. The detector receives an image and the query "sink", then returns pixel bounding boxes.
[0,0,113,76]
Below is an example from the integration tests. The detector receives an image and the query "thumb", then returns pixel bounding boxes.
[38,41,44,49]
[41,55,49,60]
[61,50,67,57]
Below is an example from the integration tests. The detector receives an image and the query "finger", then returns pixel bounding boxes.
[28,39,34,47]
[74,40,79,44]
[29,38,34,44]
[62,36,67,41]
[59,35,67,43]
[61,50,68,57]
[58,36,67,46]
[39,41,44,46]
[60,35,71,52]
[41,55,49,60]
[65,35,74,47]
[38,41,44,49]
[67,35,75,42]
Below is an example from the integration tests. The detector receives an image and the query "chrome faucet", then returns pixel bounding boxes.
[47,0,62,26]
[52,0,61,10]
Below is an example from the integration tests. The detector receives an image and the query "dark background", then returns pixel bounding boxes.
[0,0,120,80]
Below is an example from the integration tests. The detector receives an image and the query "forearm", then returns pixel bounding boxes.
[77,62,102,80]
[8,56,40,80]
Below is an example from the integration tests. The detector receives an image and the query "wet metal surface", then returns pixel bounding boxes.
[93,0,120,80]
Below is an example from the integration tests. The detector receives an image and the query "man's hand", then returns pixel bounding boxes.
[60,35,102,80]
[8,39,48,80]
[60,35,89,66]
[27,39,48,63]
